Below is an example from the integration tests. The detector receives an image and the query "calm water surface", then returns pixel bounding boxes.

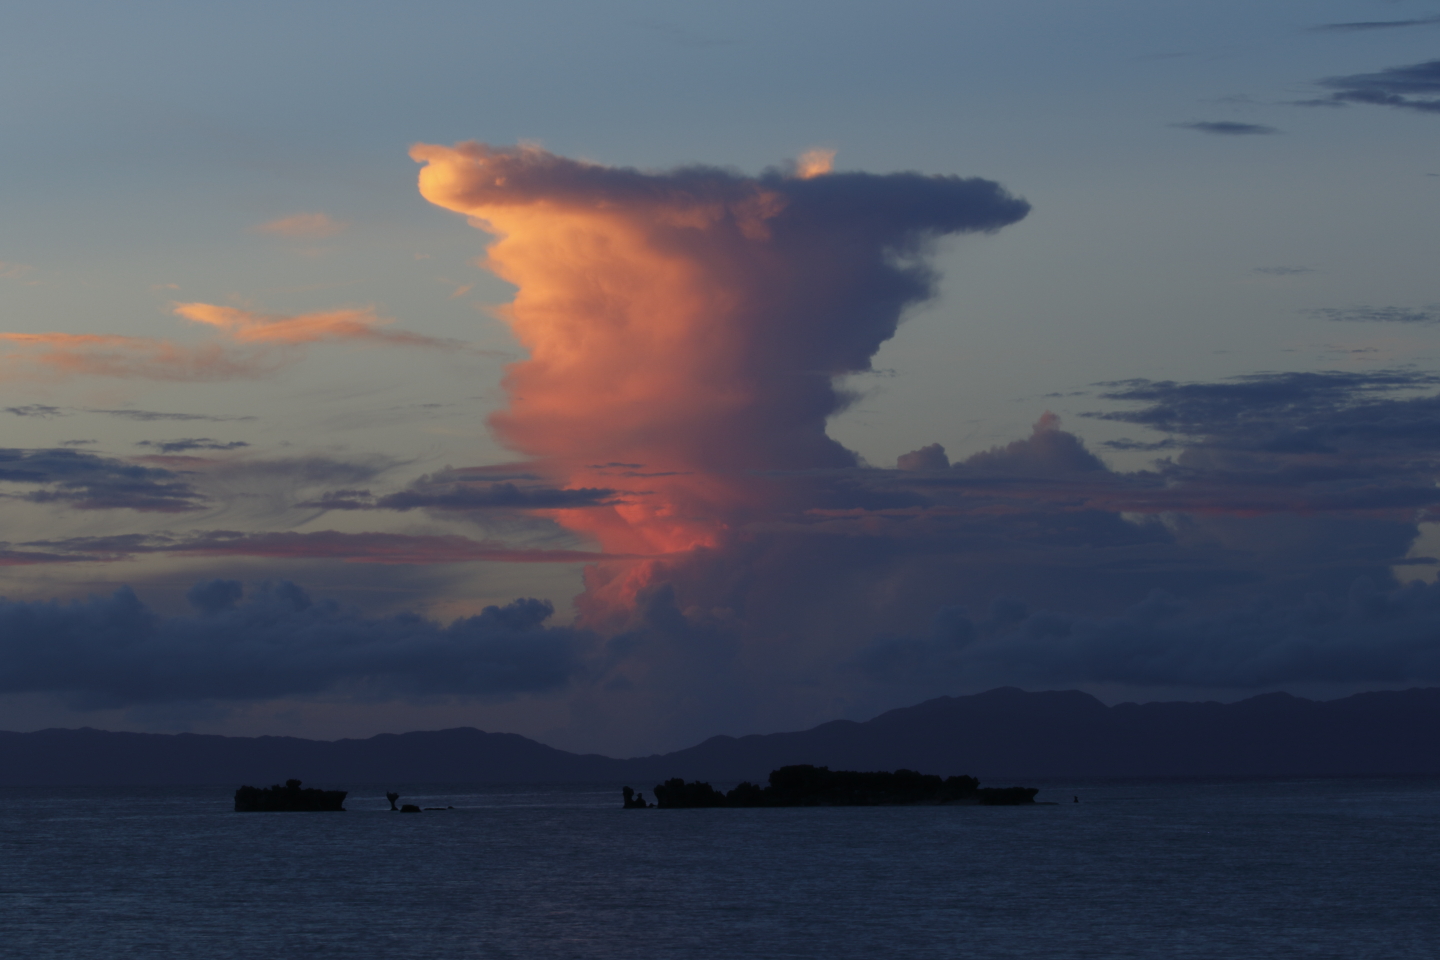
[3,777,1438,958]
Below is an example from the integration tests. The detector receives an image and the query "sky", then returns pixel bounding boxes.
[3,0,1440,756]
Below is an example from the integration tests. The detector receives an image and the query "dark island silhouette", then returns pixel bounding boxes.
[8,687,1440,786]
[626,764,1038,808]
[234,778,346,811]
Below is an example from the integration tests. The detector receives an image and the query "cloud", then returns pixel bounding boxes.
[412,141,1029,619]
[87,408,256,422]
[171,303,450,348]
[0,332,267,381]
[1310,305,1440,325]
[1254,266,1314,276]
[1173,121,1279,136]
[956,413,1107,476]
[251,212,349,239]
[299,479,617,512]
[4,405,64,418]
[853,577,1440,694]
[0,262,36,280]
[1311,16,1440,33]
[383,142,1440,748]
[896,443,949,471]
[0,580,587,707]
[1086,370,1440,447]
[795,148,836,179]
[0,303,453,382]
[1308,59,1440,113]
[21,530,648,565]
[0,448,207,512]
[136,439,250,454]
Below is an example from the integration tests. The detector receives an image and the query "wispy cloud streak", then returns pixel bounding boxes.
[0,305,453,382]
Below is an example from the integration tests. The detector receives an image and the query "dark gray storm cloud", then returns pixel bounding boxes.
[137,439,251,453]
[1174,121,1279,136]
[1307,59,1440,113]
[0,449,206,512]
[0,580,588,706]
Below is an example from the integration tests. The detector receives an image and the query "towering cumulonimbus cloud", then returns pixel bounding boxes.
[412,142,1030,614]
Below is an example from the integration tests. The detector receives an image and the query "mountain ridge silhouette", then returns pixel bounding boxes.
[4,686,1438,785]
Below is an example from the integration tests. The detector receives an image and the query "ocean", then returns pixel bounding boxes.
[3,777,1437,958]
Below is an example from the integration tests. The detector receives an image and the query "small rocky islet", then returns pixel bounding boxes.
[623,765,1039,808]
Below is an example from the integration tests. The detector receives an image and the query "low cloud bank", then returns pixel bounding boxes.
[854,577,1440,692]
[0,580,588,707]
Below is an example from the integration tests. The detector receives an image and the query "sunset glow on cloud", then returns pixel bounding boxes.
[251,212,349,239]
[172,303,448,348]
[0,305,449,382]
[413,141,1029,618]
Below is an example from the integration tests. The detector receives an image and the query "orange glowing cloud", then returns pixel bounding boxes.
[0,305,451,382]
[172,303,447,347]
[795,148,836,179]
[0,332,266,381]
[412,141,1029,616]
[252,212,348,239]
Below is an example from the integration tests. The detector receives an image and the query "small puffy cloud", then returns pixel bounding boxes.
[958,413,1107,475]
[0,261,36,280]
[896,443,950,471]
[1174,121,1279,136]
[251,212,348,239]
[795,148,836,179]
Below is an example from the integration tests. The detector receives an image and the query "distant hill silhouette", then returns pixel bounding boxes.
[3,687,1439,786]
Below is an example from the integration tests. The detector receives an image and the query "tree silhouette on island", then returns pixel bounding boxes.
[233,779,347,812]
[625,765,1038,808]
